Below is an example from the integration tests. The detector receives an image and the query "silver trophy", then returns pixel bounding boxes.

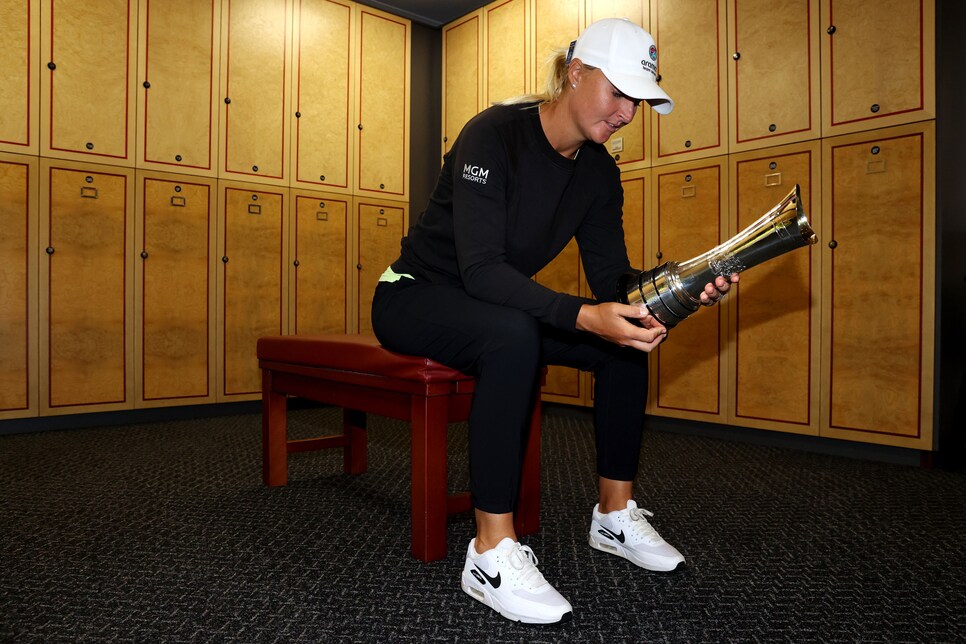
[618,184,817,329]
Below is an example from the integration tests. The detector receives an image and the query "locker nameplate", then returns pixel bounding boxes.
[317,211,328,221]
[867,160,886,174]
[765,172,782,187]
[248,204,262,215]
[681,185,696,198]
[377,217,388,226]
[170,196,186,207]
[80,187,98,199]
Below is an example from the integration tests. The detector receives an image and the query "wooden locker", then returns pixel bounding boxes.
[135,171,217,407]
[354,6,410,200]
[217,182,288,400]
[355,198,407,335]
[0,0,39,155]
[484,0,530,105]
[290,190,351,335]
[728,142,821,435]
[585,0,651,169]
[648,158,728,421]
[218,0,292,186]
[137,0,221,175]
[41,0,138,165]
[820,122,935,449]
[292,0,354,193]
[821,0,935,137]
[442,10,483,156]
[39,160,135,414]
[649,0,728,164]
[0,153,38,420]
[727,0,821,152]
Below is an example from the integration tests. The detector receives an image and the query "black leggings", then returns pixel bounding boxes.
[371,277,649,514]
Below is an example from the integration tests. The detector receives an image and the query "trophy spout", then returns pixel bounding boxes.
[618,184,817,329]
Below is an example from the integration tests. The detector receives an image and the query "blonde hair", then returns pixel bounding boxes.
[498,47,595,106]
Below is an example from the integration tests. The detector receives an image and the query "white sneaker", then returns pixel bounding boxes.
[460,537,573,624]
[589,500,686,572]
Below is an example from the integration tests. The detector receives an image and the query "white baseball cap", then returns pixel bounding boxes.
[568,18,674,114]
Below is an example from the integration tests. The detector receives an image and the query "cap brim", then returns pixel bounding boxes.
[603,68,674,115]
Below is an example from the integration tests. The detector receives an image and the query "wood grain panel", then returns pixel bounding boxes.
[729,0,819,150]
[222,186,285,396]
[140,176,212,401]
[485,0,528,105]
[651,0,726,162]
[732,148,816,429]
[294,0,352,190]
[221,0,289,182]
[652,163,724,416]
[0,157,33,413]
[826,131,925,436]
[356,9,408,197]
[822,0,935,134]
[293,193,349,335]
[138,0,219,172]
[0,0,38,153]
[46,166,129,407]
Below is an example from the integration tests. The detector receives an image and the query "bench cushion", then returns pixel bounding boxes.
[256,334,473,384]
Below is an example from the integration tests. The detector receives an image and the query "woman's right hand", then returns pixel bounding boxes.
[575,302,667,352]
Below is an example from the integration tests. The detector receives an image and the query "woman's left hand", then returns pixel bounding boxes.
[699,274,739,306]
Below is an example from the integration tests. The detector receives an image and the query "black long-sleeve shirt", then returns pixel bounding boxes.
[392,101,633,332]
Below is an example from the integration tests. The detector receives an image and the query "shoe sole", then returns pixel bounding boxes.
[588,532,685,573]
[460,574,573,625]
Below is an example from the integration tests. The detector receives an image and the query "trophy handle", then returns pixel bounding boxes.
[618,184,817,328]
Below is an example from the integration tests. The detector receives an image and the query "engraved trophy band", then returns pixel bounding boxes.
[617,184,817,329]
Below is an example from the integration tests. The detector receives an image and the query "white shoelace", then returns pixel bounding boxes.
[508,544,547,588]
[628,505,662,542]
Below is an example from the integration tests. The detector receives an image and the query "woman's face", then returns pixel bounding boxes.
[571,66,640,145]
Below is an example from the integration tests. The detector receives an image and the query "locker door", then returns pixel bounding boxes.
[136,172,216,407]
[291,191,350,335]
[821,0,935,136]
[484,0,530,106]
[0,0,39,154]
[137,0,221,175]
[821,123,935,448]
[40,161,135,413]
[219,0,292,185]
[41,0,137,165]
[649,159,728,421]
[0,153,38,419]
[729,142,820,435]
[728,0,820,152]
[218,183,287,399]
[650,0,728,164]
[354,6,410,200]
[292,0,354,192]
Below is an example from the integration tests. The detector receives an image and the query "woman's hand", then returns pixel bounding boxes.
[699,274,739,306]
[576,302,667,352]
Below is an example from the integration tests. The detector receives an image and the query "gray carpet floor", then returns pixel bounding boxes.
[1,406,964,643]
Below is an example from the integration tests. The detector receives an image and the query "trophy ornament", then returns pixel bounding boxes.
[617,184,817,329]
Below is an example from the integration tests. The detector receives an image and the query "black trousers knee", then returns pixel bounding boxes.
[371,277,649,514]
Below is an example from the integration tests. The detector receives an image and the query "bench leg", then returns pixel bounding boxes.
[343,409,367,475]
[410,395,449,563]
[262,369,289,487]
[514,396,542,537]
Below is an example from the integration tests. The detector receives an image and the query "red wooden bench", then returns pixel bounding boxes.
[257,334,542,562]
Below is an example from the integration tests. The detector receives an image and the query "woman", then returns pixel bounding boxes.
[372,18,736,624]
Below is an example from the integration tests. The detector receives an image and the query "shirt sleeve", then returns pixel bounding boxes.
[450,115,589,331]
